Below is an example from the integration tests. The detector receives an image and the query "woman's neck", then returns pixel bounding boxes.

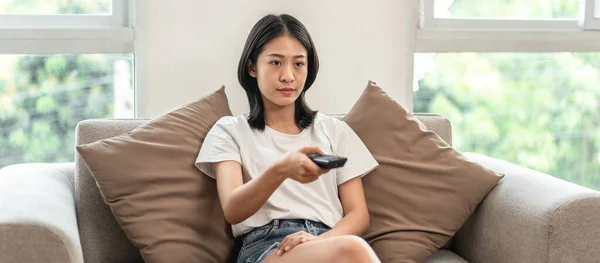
[264,103,301,135]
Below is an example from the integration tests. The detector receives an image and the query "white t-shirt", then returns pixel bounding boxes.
[195,112,379,237]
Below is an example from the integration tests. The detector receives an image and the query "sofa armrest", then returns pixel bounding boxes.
[0,163,83,263]
[453,153,600,263]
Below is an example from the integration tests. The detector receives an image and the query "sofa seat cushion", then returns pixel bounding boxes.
[425,250,468,263]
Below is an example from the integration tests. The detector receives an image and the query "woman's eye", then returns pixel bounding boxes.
[295,62,305,67]
[270,61,281,66]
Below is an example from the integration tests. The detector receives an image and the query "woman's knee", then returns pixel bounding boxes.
[333,235,375,262]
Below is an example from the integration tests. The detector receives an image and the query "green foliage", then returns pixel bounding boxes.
[0,54,128,167]
[416,53,600,188]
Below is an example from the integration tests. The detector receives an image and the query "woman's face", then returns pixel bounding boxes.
[248,34,308,109]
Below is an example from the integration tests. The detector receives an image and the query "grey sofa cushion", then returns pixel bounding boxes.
[426,250,468,263]
[455,153,600,263]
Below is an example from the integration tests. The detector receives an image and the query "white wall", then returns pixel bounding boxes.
[135,0,418,118]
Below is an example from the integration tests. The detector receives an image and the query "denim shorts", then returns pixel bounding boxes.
[235,219,332,263]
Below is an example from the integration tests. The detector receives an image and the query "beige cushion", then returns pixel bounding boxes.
[345,81,504,263]
[76,87,235,263]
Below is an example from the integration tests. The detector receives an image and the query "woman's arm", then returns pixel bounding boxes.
[319,177,370,238]
[214,146,328,225]
[214,160,286,225]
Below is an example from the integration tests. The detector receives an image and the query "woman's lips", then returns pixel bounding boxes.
[278,89,294,95]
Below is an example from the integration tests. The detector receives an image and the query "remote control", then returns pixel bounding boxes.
[307,153,348,169]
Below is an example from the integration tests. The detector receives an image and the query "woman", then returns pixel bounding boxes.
[196,13,381,263]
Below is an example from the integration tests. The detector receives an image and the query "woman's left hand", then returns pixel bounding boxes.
[276,231,318,256]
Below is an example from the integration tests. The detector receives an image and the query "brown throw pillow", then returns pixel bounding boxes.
[76,87,235,263]
[345,81,504,263]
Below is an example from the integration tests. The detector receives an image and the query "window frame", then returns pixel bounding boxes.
[421,0,600,31]
[0,0,134,54]
[0,0,128,27]
[417,0,600,53]
[580,0,600,29]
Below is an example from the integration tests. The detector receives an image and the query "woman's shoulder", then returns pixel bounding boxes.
[314,112,346,126]
[313,112,349,134]
[213,114,250,130]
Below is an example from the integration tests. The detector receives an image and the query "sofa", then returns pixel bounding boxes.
[1,113,600,263]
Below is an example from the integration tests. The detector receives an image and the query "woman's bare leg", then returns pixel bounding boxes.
[262,235,380,263]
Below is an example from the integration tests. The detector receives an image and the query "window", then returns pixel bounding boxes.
[0,1,134,168]
[422,0,600,30]
[416,1,600,190]
[415,52,600,189]
[0,54,133,165]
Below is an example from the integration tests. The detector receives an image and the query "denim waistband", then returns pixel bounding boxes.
[242,218,331,239]
[267,218,329,230]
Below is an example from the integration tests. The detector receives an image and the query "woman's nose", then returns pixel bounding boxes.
[280,65,295,83]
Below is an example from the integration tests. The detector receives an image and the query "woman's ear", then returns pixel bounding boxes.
[247,61,257,78]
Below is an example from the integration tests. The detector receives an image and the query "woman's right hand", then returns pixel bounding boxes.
[274,146,331,184]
